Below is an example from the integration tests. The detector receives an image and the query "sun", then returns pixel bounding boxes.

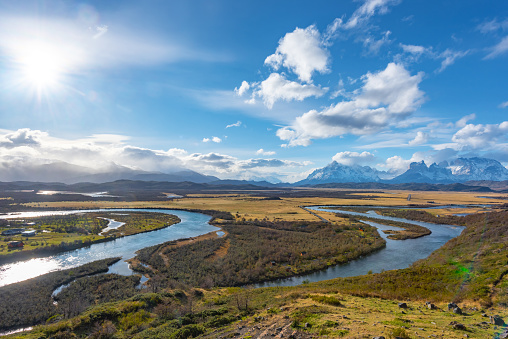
[16,42,66,92]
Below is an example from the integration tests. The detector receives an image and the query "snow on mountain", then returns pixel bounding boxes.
[449,157,508,181]
[296,161,384,185]
[391,157,508,184]
[297,157,508,186]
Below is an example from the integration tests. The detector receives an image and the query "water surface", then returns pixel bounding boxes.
[0,209,216,287]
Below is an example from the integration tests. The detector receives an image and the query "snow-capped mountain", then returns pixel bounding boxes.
[391,157,508,184]
[296,161,385,185]
[448,157,508,181]
[390,161,456,184]
[297,157,508,185]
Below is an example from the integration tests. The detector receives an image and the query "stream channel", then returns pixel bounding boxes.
[0,206,466,290]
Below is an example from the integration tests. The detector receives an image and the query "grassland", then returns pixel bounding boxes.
[20,190,503,223]
[3,189,507,338]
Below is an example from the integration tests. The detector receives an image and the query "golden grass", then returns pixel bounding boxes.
[21,190,503,224]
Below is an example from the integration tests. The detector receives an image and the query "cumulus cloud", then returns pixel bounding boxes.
[234,81,250,96]
[408,131,429,145]
[484,36,508,59]
[265,25,330,83]
[277,63,425,146]
[0,129,315,182]
[255,73,327,109]
[256,149,276,156]
[451,122,508,149]
[202,137,222,143]
[0,128,46,148]
[226,121,242,128]
[332,151,375,166]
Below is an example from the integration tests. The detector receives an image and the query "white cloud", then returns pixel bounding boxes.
[0,128,46,148]
[255,73,327,109]
[264,25,330,83]
[436,49,469,73]
[332,151,375,166]
[345,0,401,29]
[400,44,426,55]
[500,101,508,109]
[256,149,276,156]
[93,25,108,39]
[0,128,313,182]
[0,14,225,76]
[456,113,476,128]
[363,31,392,55]
[484,36,508,59]
[408,131,428,145]
[277,63,425,146]
[203,136,221,143]
[477,18,508,34]
[226,121,242,128]
[234,81,250,96]
[451,122,508,149]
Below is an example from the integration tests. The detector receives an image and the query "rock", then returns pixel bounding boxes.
[373,337,386,339]
[490,315,505,326]
[427,303,437,310]
[482,313,488,317]
[453,307,462,315]
[449,321,466,330]
[304,322,311,328]
[448,302,458,310]
[398,302,408,309]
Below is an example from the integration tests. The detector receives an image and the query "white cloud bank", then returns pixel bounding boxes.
[277,62,425,146]
[332,151,375,166]
[0,128,311,182]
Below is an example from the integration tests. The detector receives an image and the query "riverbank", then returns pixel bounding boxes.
[0,211,180,265]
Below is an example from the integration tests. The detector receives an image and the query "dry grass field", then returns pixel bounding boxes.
[21,190,504,223]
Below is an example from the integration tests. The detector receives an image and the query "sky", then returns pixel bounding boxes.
[0,0,507,183]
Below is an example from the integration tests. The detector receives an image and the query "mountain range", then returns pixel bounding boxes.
[1,157,507,187]
[297,157,508,186]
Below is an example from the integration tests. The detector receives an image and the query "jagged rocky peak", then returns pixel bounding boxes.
[298,161,383,185]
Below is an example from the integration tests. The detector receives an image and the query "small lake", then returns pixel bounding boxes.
[0,209,217,287]
[255,206,464,288]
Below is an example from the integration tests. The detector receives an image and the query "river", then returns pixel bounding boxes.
[0,209,217,287]
[0,206,465,289]
[254,206,464,287]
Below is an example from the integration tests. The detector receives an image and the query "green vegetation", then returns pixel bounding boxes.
[316,210,508,306]
[135,219,386,287]
[0,212,180,263]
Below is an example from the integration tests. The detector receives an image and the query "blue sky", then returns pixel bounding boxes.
[0,0,507,182]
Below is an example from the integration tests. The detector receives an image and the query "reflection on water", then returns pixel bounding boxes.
[0,209,216,287]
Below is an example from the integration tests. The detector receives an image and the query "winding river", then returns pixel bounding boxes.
[255,206,464,288]
[0,206,465,289]
[0,209,217,287]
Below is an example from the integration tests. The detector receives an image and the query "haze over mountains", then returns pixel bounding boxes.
[1,156,508,187]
